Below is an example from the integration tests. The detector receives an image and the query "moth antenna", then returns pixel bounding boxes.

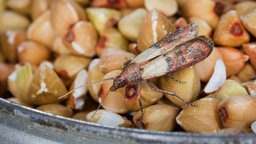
[58,77,115,100]
[89,87,112,121]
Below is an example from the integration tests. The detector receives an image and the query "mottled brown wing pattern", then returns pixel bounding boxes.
[141,36,214,79]
[130,23,199,63]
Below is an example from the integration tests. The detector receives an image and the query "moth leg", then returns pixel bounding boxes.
[167,73,186,84]
[136,81,145,129]
[146,80,195,107]
[89,86,112,121]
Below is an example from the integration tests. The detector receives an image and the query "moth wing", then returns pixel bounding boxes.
[142,36,214,80]
[131,23,199,63]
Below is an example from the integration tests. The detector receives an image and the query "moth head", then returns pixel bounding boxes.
[110,76,127,91]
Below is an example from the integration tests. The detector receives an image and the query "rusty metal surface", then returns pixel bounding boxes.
[0,97,256,144]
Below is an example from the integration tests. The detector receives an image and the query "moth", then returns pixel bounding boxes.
[104,23,214,106]
[63,23,214,122]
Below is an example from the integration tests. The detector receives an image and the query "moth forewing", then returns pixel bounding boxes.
[131,23,199,63]
[142,36,214,80]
